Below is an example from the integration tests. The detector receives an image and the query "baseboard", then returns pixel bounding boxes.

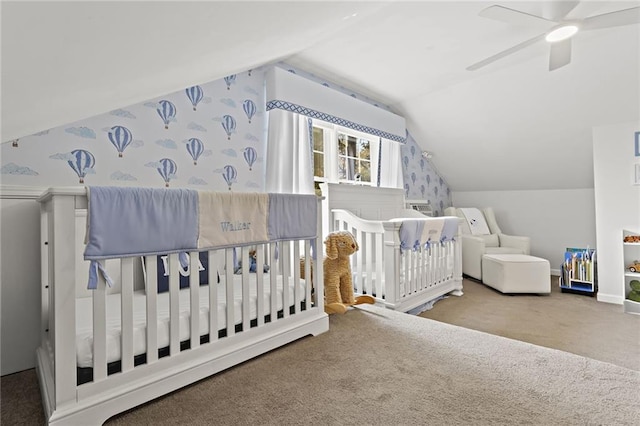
[596,292,624,305]
[550,268,560,276]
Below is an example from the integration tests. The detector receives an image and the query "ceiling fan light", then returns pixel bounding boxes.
[545,25,579,43]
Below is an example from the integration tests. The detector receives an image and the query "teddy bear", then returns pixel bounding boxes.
[628,280,640,303]
[323,231,375,314]
[234,248,269,274]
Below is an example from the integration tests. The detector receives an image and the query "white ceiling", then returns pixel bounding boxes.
[2,1,639,191]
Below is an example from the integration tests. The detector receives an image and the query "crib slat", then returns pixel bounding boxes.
[241,247,250,331]
[93,262,107,382]
[364,232,372,296]
[121,258,134,372]
[189,251,200,350]
[208,250,218,342]
[256,246,265,326]
[281,241,290,318]
[375,233,383,299]
[304,240,312,310]
[225,248,235,337]
[168,253,180,356]
[270,243,278,320]
[293,242,301,313]
[145,256,159,364]
[355,228,364,294]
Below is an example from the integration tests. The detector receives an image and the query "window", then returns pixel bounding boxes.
[312,121,374,193]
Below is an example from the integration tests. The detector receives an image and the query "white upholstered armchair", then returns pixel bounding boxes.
[444,207,530,281]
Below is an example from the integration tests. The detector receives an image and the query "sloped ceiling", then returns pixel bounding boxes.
[2,1,639,191]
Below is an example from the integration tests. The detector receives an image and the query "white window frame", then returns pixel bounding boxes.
[312,120,376,187]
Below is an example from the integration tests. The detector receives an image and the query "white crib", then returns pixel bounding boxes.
[321,183,462,313]
[36,187,327,425]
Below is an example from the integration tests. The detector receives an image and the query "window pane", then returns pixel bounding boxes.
[359,160,371,182]
[359,139,370,161]
[338,157,347,180]
[313,127,324,152]
[347,136,357,158]
[338,133,346,155]
[313,152,324,178]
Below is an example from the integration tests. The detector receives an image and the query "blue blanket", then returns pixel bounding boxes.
[396,216,459,252]
[83,186,318,288]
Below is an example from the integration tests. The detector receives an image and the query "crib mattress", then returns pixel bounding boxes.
[75,275,307,368]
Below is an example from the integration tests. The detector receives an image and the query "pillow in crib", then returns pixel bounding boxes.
[154,251,216,293]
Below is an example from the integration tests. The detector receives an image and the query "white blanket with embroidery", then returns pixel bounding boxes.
[459,208,490,235]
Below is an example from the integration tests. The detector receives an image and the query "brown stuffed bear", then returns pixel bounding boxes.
[323,231,374,314]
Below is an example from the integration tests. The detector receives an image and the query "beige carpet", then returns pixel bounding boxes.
[2,302,639,425]
[420,277,640,371]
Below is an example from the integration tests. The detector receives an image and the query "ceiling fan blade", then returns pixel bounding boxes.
[479,5,556,27]
[549,38,572,71]
[467,33,546,71]
[581,6,640,31]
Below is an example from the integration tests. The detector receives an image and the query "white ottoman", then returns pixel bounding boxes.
[482,254,551,294]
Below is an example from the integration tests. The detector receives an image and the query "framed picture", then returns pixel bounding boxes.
[635,131,640,157]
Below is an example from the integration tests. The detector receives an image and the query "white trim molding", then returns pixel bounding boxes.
[0,184,47,199]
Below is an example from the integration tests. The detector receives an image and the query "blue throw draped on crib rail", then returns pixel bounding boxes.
[394,216,459,253]
[83,186,318,289]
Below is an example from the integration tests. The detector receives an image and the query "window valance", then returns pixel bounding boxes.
[266,66,406,143]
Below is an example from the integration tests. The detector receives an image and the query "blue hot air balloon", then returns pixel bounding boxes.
[420,184,425,197]
[221,115,236,140]
[426,174,431,187]
[403,155,409,168]
[411,172,417,185]
[243,147,257,170]
[439,177,444,187]
[224,75,236,90]
[157,158,177,187]
[222,165,237,190]
[404,183,409,197]
[410,145,416,158]
[242,100,256,123]
[108,125,132,157]
[157,100,176,129]
[434,186,439,197]
[420,158,425,171]
[185,86,204,111]
[67,149,95,184]
[186,138,204,165]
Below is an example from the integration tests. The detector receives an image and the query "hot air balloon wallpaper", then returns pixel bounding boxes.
[410,145,416,158]
[420,158,425,172]
[185,86,204,111]
[222,165,237,190]
[243,147,257,170]
[108,125,133,157]
[186,138,204,165]
[67,149,95,184]
[411,172,417,185]
[403,155,409,168]
[221,115,236,140]
[420,184,426,197]
[224,75,236,90]
[242,100,256,123]
[157,158,177,187]
[157,100,176,129]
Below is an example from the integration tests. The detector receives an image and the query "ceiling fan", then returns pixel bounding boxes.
[467,1,640,71]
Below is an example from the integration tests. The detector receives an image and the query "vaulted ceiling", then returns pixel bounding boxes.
[2,1,638,191]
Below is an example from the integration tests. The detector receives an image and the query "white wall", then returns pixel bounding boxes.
[593,121,640,305]
[1,192,43,375]
[452,189,597,276]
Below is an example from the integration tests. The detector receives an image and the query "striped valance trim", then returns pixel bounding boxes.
[267,100,406,143]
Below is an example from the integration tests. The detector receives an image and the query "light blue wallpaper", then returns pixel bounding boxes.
[1,68,266,191]
[2,63,451,206]
[401,133,452,216]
